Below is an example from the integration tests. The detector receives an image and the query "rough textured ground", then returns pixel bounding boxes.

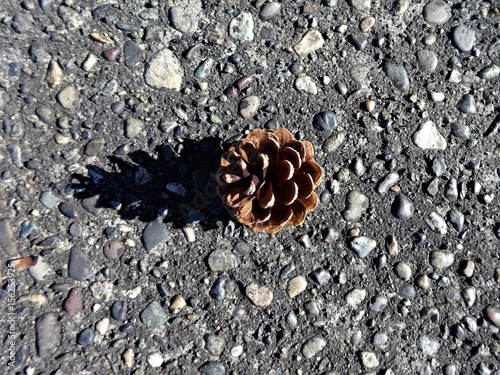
[1,0,500,374]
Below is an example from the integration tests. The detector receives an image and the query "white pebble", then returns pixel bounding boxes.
[230,345,244,357]
[147,352,163,367]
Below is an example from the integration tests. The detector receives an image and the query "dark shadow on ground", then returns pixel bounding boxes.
[71,137,230,230]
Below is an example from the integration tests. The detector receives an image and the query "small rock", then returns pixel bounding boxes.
[347,0,371,13]
[147,352,163,368]
[345,288,366,306]
[229,12,254,42]
[111,300,127,321]
[209,277,226,301]
[103,240,125,260]
[417,336,440,356]
[140,301,168,328]
[68,247,91,281]
[383,63,410,93]
[259,3,281,20]
[394,262,412,280]
[375,172,399,195]
[82,53,98,72]
[28,255,52,281]
[359,351,379,368]
[484,306,500,328]
[64,287,83,315]
[447,208,464,232]
[310,268,331,285]
[370,295,388,312]
[208,250,238,271]
[359,16,375,32]
[456,94,477,114]
[245,282,273,307]
[417,49,438,73]
[96,318,110,335]
[430,250,454,269]
[342,190,369,222]
[0,219,18,257]
[123,348,134,368]
[124,118,143,138]
[450,122,470,138]
[425,211,448,234]
[145,49,184,91]
[301,336,326,359]
[348,236,377,258]
[199,361,225,375]
[142,217,169,251]
[452,25,476,52]
[46,60,63,88]
[57,85,80,110]
[323,130,346,152]
[36,313,61,358]
[293,30,325,58]
[77,328,94,346]
[205,333,225,356]
[39,191,60,209]
[313,111,337,131]
[59,202,78,218]
[478,65,500,80]
[169,6,198,34]
[295,75,317,94]
[412,120,447,150]
[84,137,105,157]
[239,95,260,119]
[288,275,307,298]
[169,295,186,313]
[423,0,451,26]
[35,106,55,124]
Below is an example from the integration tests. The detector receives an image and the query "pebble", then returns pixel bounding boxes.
[449,122,469,138]
[456,94,477,114]
[96,318,109,335]
[35,313,61,359]
[372,332,388,347]
[412,120,447,150]
[399,283,416,298]
[147,352,163,368]
[417,336,440,356]
[370,295,388,312]
[484,306,500,328]
[301,336,326,359]
[313,111,337,131]
[310,268,331,285]
[478,64,500,80]
[359,16,375,32]
[205,333,225,356]
[8,144,22,167]
[348,236,377,259]
[447,208,464,232]
[385,235,398,256]
[293,30,325,58]
[170,295,186,313]
[296,234,312,248]
[394,262,412,280]
[444,178,458,201]
[259,2,281,20]
[77,328,94,346]
[452,25,476,52]
[208,249,238,271]
[359,351,379,368]
[169,6,198,34]
[348,0,371,13]
[345,288,366,306]
[64,287,83,315]
[375,172,399,195]
[145,49,184,91]
[58,5,85,29]
[195,58,215,80]
[432,156,447,176]
[142,217,170,251]
[383,63,410,93]
[140,301,168,328]
[82,53,98,72]
[342,190,369,222]
[46,59,63,88]
[391,193,414,220]
[84,137,104,157]
[295,75,317,94]
[124,118,143,138]
[102,46,120,61]
[461,287,476,308]
[230,345,243,357]
[59,202,78,218]
[423,0,451,25]
[68,247,91,281]
[347,34,368,50]
[0,219,18,257]
[39,191,60,209]
[229,12,254,42]
[199,361,225,375]
[417,49,438,73]
[57,85,80,110]
[245,282,273,307]
[279,263,296,280]
[323,130,346,152]
[429,250,454,269]
[110,300,127,322]
[123,348,134,368]
[425,211,448,234]
[239,95,260,119]
[210,278,226,301]
[286,311,298,327]
[431,92,445,103]
[35,106,55,124]
[288,275,307,298]
[28,256,52,281]
[103,240,125,260]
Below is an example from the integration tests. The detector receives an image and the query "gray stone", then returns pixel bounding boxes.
[423,0,451,26]
[417,336,440,356]
[432,156,447,176]
[68,247,91,281]
[347,0,371,13]
[342,190,369,222]
[245,282,273,307]
[323,130,346,152]
[447,208,464,232]
[394,261,412,280]
[295,75,317,94]
[103,240,125,260]
[444,178,458,201]
[259,3,281,20]
[208,250,238,271]
[199,361,225,375]
[58,5,85,29]
[57,85,80,110]
[391,193,414,220]
[456,94,477,114]
[36,312,61,358]
[35,106,55,124]
[124,118,144,138]
[239,96,260,119]
[124,41,142,68]
[140,301,168,328]
[142,217,169,251]
[204,333,225,356]
[359,351,379,368]
[0,219,19,256]
[430,250,454,269]
[345,288,366,306]
[310,268,331,285]
[412,120,447,150]
[229,12,254,42]
[39,191,59,209]
[77,328,94,346]
[169,6,198,34]
[313,111,338,131]
[348,236,377,258]
[452,25,476,52]
[383,63,410,93]
[84,137,105,157]
[370,295,388,312]
[375,172,399,195]
[301,336,326,359]
[478,65,500,80]
[485,306,500,328]
[194,58,215,80]
[425,211,448,234]
[145,49,184,91]
[293,30,325,58]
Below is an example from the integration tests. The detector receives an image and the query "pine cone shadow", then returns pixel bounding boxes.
[71,137,230,230]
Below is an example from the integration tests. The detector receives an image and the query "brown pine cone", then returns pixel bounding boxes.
[216,128,323,234]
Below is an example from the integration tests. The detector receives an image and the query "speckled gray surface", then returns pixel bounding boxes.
[1,0,500,374]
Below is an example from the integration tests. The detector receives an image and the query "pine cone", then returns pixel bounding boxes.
[217,128,323,234]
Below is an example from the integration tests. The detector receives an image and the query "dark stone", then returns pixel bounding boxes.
[312,111,337,131]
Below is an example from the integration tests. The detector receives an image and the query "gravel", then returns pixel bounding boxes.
[1,0,499,373]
